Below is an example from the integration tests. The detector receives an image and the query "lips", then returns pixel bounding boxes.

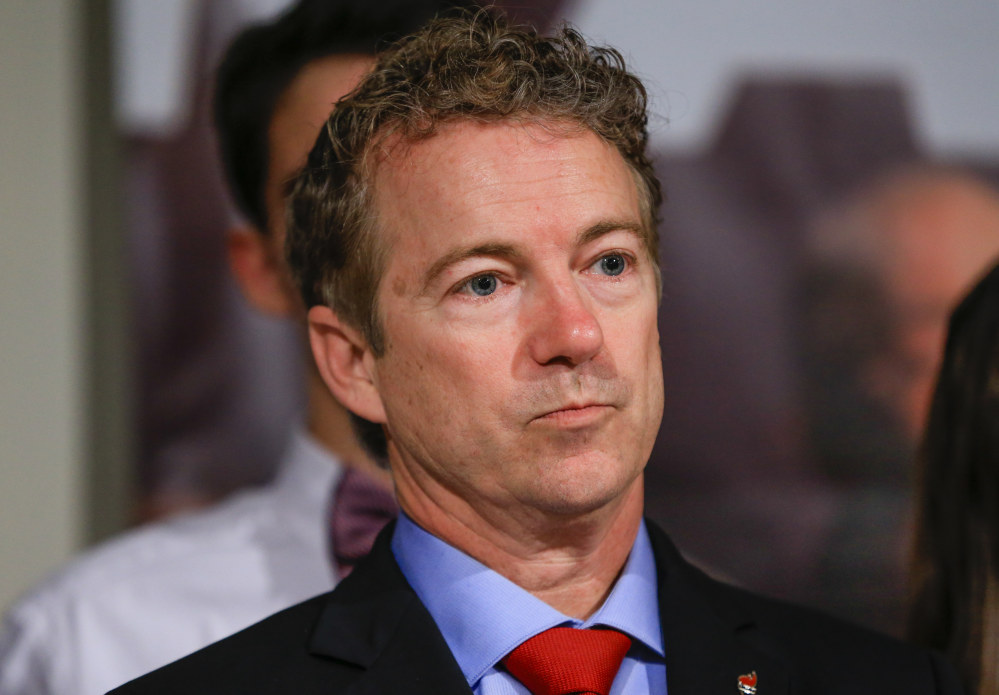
[532,402,614,427]
[522,373,629,427]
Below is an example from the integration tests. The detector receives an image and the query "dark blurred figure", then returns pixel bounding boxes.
[806,167,999,455]
[909,261,999,695]
[645,77,924,628]
[646,76,999,637]
[799,165,999,632]
[133,0,570,519]
[0,2,483,693]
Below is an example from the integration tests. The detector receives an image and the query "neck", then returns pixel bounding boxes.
[306,368,392,488]
[395,459,644,620]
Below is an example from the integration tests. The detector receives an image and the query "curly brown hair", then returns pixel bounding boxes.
[286,9,662,358]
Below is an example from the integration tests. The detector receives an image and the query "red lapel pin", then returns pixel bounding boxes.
[737,671,758,694]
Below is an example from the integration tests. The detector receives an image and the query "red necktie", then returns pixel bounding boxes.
[503,627,632,695]
[328,467,398,578]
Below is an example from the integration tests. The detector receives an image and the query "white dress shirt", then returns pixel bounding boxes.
[0,431,341,695]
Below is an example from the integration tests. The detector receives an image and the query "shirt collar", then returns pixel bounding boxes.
[391,514,663,688]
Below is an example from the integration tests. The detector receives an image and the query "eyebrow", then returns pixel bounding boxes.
[578,219,645,247]
[419,218,645,295]
[420,243,524,294]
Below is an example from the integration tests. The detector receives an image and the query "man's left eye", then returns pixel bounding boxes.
[457,273,500,296]
[594,253,627,276]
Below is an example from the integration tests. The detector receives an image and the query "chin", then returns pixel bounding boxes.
[524,454,642,518]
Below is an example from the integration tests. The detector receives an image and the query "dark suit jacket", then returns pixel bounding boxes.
[109,521,962,694]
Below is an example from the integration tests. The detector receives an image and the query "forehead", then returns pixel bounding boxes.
[369,120,642,260]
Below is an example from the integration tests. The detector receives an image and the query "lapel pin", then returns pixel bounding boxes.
[737,671,758,695]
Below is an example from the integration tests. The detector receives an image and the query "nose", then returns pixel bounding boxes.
[525,278,604,367]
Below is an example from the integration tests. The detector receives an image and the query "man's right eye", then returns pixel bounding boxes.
[463,274,498,296]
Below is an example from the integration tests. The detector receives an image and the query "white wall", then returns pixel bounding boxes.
[0,2,86,611]
[569,0,999,158]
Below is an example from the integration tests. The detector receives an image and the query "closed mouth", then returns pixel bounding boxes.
[533,403,613,426]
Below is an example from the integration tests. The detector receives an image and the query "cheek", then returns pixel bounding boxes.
[432,343,509,419]
[620,305,664,421]
[609,300,660,363]
[381,325,501,418]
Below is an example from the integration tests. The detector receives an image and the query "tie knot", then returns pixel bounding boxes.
[503,627,632,695]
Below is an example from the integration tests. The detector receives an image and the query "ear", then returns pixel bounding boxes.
[227,225,297,317]
[308,305,387,424]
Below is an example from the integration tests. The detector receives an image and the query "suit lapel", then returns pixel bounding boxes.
[307,523,472,695]
[648,522,791,695]
[307,520,790,694]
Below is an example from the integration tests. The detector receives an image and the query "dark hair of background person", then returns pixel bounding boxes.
[909,261,999,695]
[286,10,660,460]
[213,0,477,232]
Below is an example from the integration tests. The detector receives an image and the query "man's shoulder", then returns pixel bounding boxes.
[105,534,430,695]
[718,580,960,692]
[10,480,323,613]
[648,524,961,693]
[106,592,349,695]
[0,478,335,695]
[105,523,466,695]
[722,576,927,654]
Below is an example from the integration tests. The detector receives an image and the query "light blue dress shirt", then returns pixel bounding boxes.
[391,515,667,694]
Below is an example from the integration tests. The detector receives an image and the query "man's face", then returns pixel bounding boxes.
[258,54,373,311]
[265,54,373,238]
[366,121,663,521]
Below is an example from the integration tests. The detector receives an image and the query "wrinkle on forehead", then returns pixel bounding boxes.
[370,120,647,302]
[382,125,631,218]
[372,119,599,188]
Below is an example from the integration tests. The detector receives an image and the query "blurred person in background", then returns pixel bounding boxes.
[807,167,999,451]
[642,78,923,626]
[909,261,999,695]
[800,165,999,631]
[0,2,468,692]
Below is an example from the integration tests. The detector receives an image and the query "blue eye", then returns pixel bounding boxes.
[597,254,626,276]
[467,274,498,296]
